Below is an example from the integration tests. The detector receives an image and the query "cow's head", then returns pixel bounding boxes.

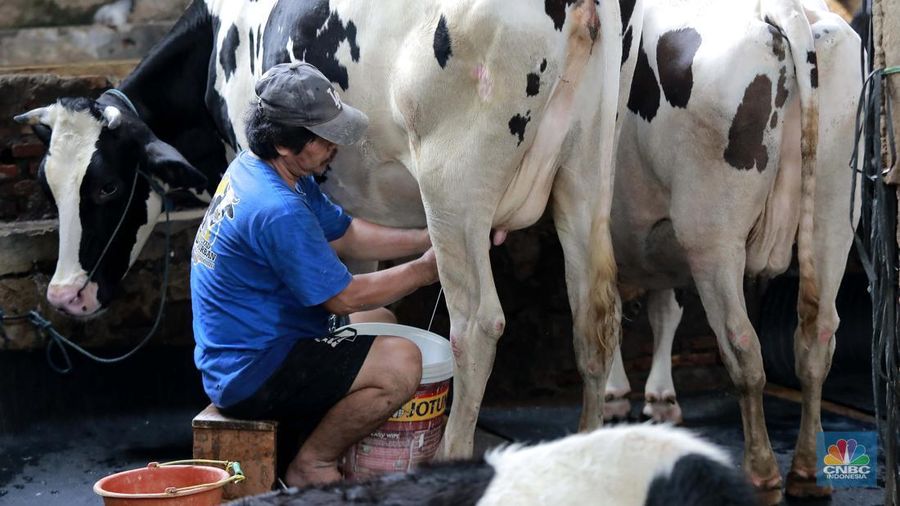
[15,95,206,317]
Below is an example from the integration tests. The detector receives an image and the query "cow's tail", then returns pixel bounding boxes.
[761,0,820,329]
[589,0,624,358]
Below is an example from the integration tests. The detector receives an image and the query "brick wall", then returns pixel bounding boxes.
[0,72,123,222]
[1,134,51,222]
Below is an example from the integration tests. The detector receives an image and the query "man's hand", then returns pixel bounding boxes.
[325,246,439,315]
[416,248,439,285]
[418,228,432,252]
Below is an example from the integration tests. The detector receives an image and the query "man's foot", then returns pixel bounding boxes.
[285,457,342,488]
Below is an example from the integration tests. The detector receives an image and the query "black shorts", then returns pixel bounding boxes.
[219,328,376,433]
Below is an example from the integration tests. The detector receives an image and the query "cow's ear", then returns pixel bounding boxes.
[16,105,54,145]
[32,124,52,145]
[14,105,54,126]
[100,106,122,130]
[142,139,208,192]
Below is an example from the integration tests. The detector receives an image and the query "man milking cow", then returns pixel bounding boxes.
[190,62,438,487]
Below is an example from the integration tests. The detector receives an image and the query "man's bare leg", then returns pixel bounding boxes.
[285,331,421,486]
[349,307,397,324]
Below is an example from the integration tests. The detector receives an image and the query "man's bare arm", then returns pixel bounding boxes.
[330,219,430,261]
[322,249,438,315]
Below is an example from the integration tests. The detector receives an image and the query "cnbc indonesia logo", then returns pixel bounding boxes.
[822,438,871,480]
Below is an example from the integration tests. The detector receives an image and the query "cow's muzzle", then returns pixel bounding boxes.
[47,280,101,316]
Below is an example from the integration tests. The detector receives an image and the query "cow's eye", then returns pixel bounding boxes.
[99,182,118,199]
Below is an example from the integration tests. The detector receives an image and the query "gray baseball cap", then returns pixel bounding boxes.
[255,62,369,145]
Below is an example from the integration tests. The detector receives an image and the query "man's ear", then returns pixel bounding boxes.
[142,139,208,192]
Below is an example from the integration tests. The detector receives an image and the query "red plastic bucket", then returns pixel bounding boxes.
[93,460,244,506]
[339,323,453,481]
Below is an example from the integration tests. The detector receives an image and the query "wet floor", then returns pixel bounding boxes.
[0,350,887,505]
[478,392,885,506]
[0,410,197,505]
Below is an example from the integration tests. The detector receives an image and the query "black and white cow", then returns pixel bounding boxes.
[597,0,862,502]
[231,425,756,506]
[15,0,639,459]
[18,95,211,315]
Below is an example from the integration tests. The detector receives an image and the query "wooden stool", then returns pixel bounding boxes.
[192,404,278,499]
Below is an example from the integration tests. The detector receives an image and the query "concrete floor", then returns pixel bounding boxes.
[0,411,196,505]
[0,395,886,505]
[0,350,887,505]
[0,410,506,505]
[477,393,886,506]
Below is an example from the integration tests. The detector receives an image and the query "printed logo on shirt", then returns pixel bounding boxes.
[315,328,358,348]
[192,175,240,270]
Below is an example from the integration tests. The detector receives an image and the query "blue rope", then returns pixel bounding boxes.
[101,88,139,116]
[0,173,174,373]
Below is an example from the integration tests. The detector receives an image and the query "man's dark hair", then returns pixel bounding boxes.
[245,104,318,160]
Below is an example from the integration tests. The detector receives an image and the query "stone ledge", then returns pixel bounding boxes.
[0,212,203,277]
[0,59,138,78]
[0,220,57,277]
[1,0,191,30]
[0,22,174,67]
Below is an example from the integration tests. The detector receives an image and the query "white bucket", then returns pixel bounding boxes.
[339,323,453,480]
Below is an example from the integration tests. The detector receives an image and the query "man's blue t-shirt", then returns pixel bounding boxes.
[190,150,352,407]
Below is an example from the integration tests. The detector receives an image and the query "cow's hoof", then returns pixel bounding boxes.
[752,473,783,506]
[602,395,631,422]
[641,394,683,424]
[757,486,783,506]
[786,469,833,499]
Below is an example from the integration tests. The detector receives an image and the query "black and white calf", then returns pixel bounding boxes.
[232,425,755,506]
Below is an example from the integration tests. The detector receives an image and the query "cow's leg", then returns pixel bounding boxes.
[785,299,838,498]
[643,289,683,423]
[430,214,503,459]
[430,220,503,459]
[552,160,621,432]
[554,209,621,432]
[603,345,631,421]
[393,0,623,457]
[413,165,505,460]
[547,0,626,430]
[786,18,861,498]
[687,246,782,504]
